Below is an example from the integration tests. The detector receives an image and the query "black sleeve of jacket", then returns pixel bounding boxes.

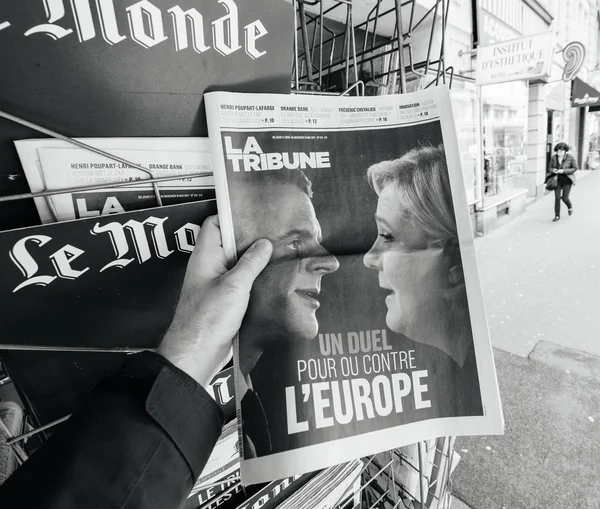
[0,351,224,509]
[563,154,579,174]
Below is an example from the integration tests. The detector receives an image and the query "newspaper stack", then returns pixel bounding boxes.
[184,420,241,509]
[275,460,363,509]
[184,430,364,509]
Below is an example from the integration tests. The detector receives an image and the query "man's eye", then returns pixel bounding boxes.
[286,240,301,251]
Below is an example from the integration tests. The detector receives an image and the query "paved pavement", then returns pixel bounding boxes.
[452,348,600,509]
[474,170,600,358]
[451,171,600,509]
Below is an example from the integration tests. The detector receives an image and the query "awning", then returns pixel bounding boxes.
[571,77,600,108]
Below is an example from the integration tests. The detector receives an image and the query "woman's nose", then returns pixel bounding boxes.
[363,242,382,270]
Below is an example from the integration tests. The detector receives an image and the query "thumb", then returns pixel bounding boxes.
[226,239,273,289]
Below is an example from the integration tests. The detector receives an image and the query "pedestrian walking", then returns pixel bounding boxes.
[546,142,578,222]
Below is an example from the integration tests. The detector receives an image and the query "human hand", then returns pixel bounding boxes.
[552,169,558,174]
[157,215,272,388]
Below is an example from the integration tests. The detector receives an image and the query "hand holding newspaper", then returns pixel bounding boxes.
[205,87,503,484]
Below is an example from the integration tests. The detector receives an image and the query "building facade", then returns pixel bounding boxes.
[455,0,600,232]
[443,0,554,232]
[317,0,600,233]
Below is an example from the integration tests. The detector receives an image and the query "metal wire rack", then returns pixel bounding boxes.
[1,2,458,507]
[292,0,454,96]
[354,438,457,509]
[291,3,457,507]
[0,110,209,212]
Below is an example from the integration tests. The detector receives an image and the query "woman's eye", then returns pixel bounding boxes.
[378,233,394,242]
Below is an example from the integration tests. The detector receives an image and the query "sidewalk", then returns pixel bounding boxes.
[451,348,600,509]
[474,170,600,358]
[450,170,600,508]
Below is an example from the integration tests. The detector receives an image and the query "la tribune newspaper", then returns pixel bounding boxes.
[205,87,503,484]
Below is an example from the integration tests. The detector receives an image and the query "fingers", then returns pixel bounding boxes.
[195,215,222,250]
[226,239,273,289]
[189,215,224,268]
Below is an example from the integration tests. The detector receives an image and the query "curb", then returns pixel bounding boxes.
[528,340,600,383]
[451,495,474,509]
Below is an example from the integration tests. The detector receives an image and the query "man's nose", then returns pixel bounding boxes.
[363,242,382,270]
[305,245,339,274]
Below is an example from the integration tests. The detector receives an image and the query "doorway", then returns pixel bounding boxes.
[546,110,554,172]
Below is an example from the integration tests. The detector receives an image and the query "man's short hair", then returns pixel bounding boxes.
[230,169,313,198]
[230,170,314,250]
[554,142,570,152]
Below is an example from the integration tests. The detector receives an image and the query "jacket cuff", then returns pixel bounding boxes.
[121,351,225,478]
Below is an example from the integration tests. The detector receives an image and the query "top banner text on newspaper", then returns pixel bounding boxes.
[217,99,439,130]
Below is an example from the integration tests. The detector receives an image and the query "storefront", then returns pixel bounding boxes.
[570,77,600,170]
[472,0,553,233]
[450,78,480,205]
[544,62,568,173]
[586,110,600,170]
[480,81,529,205]
[474,28,554,231]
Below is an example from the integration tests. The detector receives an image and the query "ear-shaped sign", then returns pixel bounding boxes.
[562,41,586,82]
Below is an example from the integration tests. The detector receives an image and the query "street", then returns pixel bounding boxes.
[451,171,600,508]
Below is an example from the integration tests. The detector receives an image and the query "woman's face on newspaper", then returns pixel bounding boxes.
[363,184,451,342]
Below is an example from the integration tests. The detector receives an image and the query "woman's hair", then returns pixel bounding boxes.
[554,142,570,152]
[367,145,471,360]
[366,144,456,242]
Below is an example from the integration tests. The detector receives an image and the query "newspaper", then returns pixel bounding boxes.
[189,420,239,499]
[0,200,217,351]
[205,87,504,484]
[275,459,363,509]
[184,471,242,509]
[14,138,214,223]
[233,473,315,509]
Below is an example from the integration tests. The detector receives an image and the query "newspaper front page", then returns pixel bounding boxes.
[14,138,213,223]
[205,88,503,484]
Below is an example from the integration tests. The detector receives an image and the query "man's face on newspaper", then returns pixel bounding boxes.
[236,183,339,344]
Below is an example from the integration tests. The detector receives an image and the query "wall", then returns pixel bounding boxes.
[553,0,600,166]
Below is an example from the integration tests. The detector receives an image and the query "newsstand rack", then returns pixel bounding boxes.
[291,2,456,507]
[0,1,456,507]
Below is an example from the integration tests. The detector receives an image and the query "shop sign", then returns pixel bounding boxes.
[476,32,555,85]
[571,77,600,107]
[478,8,520,46]
[562,41,586,81]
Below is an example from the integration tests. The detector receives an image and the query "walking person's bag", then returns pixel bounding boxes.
[545,174,558,191]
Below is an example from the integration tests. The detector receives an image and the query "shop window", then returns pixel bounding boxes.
[481,81,528,204]
[450,78,479,204]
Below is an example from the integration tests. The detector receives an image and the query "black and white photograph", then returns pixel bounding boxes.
[3,0,598,507]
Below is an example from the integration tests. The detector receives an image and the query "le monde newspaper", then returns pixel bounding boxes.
[206,87,504,485]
